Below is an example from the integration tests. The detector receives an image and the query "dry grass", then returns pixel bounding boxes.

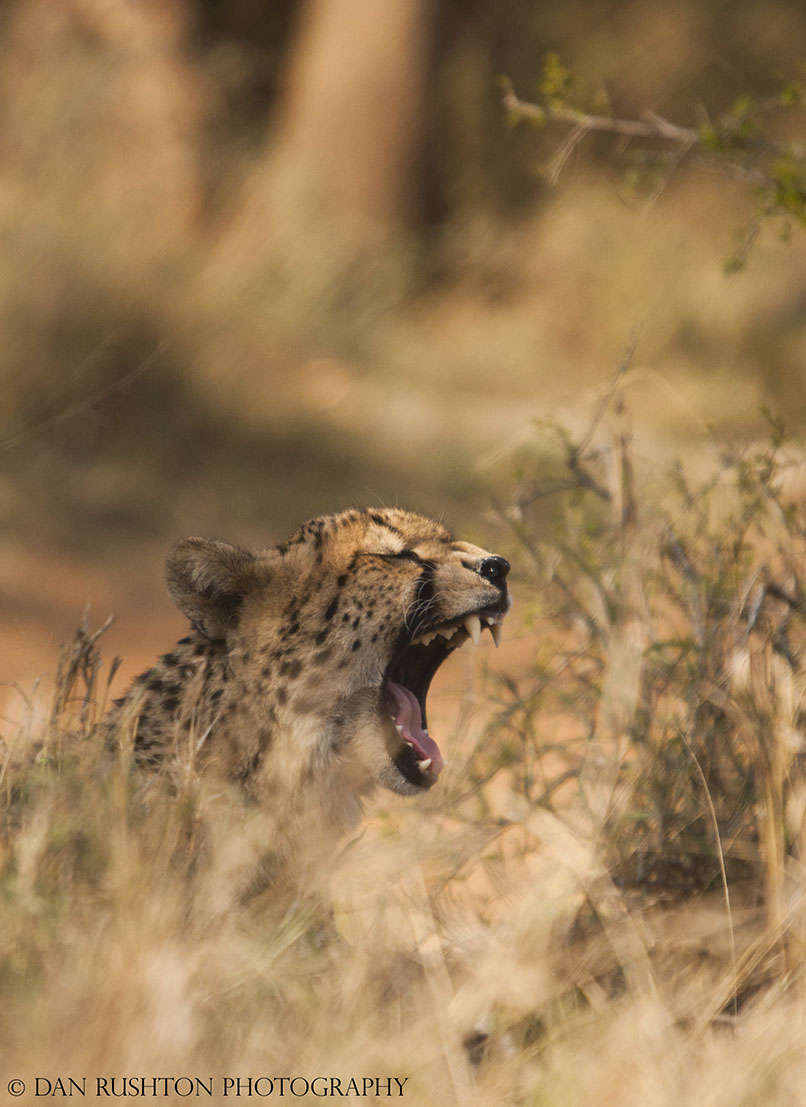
[3,388,806,1104]
[3,6,806,1100]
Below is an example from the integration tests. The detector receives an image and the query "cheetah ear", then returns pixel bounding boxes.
[166,538,261,640]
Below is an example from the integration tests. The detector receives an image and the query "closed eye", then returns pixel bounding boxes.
[364,549,425,565]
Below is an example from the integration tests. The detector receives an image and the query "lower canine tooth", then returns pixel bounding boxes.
[465,614,482,646]
[417,758,432,772]
[491,623,503,648]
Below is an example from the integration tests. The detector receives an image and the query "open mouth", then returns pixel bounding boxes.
[384,604,507,789]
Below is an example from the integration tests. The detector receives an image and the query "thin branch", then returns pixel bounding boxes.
[502,81,792,190]
[638,150,770,189]
[504,82,700,144]
[1,340,168,453]
[575,327,640,459]
[548,119,593,184]
[680,726,738,1022]
[645,135,697,206]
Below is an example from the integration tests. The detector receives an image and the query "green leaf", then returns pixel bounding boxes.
[539,52,575,106]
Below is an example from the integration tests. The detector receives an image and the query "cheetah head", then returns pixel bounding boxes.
[165,508,511,797]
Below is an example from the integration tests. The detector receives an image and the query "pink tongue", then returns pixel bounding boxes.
[386,682,444,777]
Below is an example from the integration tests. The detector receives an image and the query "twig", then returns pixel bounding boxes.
[1,341,167,453]
[575,327,640,459]
[548,118,593,184]
[504,82,700,144]
[680,728,738,1021]
[502,81,787,189]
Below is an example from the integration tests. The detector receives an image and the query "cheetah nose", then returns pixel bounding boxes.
[478,556,510,588]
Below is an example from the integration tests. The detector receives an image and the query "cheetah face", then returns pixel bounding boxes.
[165,509,511,797]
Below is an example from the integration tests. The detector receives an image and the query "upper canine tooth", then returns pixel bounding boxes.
[465,614,482,646]
[490,623,503,648]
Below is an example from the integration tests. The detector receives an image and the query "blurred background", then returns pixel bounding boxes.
[2,0,806,696]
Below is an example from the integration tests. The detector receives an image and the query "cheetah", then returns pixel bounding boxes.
[108,507,511,907]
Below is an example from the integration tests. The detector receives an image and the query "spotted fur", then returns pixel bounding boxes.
[107,508,511,906]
